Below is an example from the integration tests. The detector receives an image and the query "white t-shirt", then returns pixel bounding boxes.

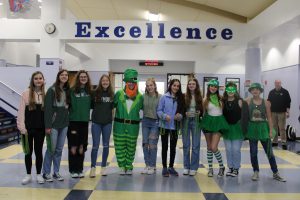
[207,102,222,116]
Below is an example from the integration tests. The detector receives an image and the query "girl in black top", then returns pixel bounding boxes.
[90,74,114,177]
[17,71,46,185]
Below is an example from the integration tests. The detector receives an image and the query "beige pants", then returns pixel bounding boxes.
[272,112,287,144]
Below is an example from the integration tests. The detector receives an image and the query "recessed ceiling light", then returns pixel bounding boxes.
[0,3,3,6]
[38,0,42,3]
[147,12,160,21]
[39,6,42,9]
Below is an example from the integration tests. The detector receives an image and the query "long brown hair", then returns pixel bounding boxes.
[185,78,203,114]
[94,74,114,100]
[222,82,240,102]
[28,71,45,110]
[54,69,70,102]
[145,77,158,97]
[71,70,92,95]
[167,79,184,115]
[203,85,222,110]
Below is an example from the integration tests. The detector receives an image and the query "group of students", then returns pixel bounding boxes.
[17,69,114,184]
[17,68,286,186]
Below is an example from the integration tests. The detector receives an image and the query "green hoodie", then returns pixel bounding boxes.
[44,86,69,129]
[69,88,91,122]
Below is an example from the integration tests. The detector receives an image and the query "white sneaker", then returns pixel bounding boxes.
[251,171,259,181]
[147,167,155,175]
[36,174,45,184]
[126,169,133,175]
[101,167,107,176]
[89,167,96,178]
[71,173,79,178]
[189,170,197,176]
[21,174,32,185]
[141,166,149,174]
[119,168,126,175]
[78,172,85,178]
[183,169,189,175]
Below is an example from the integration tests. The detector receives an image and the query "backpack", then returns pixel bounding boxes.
[286,124,296,141]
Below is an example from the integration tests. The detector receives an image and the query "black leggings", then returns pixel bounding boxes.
[25,129,45,174]
[67,121,88,173]
[161,128,178,168]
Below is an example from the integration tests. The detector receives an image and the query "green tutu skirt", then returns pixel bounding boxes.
[201,114,229,133]
[246,121,270,141]
[222,122,244,140]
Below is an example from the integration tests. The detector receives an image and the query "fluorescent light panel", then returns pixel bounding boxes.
[148,12,160,21]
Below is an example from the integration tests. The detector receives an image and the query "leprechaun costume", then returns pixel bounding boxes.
[113,68,143,174]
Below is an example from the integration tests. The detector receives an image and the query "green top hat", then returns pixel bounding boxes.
[123,68,138,83]
[248,82,264,92]
[208,79,219,87]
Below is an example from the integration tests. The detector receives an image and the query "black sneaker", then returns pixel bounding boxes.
[53,173,64,181]
[226,168,233,176]
[273,172,286,182]
[282,144,287,150]
[43,173,53,182]
[272,143,278,147]
[162,167,169,177]
[218,167,225,177]
[168,167,179,176]
[231,169,239,177]
[207,168,213,177]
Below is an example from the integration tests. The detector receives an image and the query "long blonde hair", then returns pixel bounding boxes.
[145,77,158,97]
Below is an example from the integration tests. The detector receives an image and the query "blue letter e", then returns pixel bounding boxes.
[75,22,91,37]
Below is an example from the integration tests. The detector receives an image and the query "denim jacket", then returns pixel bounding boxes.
[157,92,182,130]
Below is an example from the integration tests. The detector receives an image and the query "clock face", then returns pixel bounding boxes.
[45,23,56,34]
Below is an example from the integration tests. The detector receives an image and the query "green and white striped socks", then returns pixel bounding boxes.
[207,150,213,169]
[214,150,224,168]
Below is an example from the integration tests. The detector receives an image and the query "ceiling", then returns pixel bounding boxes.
[66,0,277,23]
[0,0,278,23]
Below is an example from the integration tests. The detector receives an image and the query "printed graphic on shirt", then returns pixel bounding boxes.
[251,108,264,121]
[75,92,90,97]
[101,97,111,103]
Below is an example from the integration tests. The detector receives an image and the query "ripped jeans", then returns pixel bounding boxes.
[142,117,159,168]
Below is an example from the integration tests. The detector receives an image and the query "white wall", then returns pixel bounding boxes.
[0,42,40,67]
[261,38,300,71]
[0,66,59,112]
[0,66,58,93]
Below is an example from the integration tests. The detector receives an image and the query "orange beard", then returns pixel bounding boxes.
[125,83,138,99]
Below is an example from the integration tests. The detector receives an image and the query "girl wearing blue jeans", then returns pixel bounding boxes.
[222,82,244,177]
[43,69,70,182]
[141,78,161,175]
[90,74,114,177]
[182,77,203,176]
[246,83,286,182]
